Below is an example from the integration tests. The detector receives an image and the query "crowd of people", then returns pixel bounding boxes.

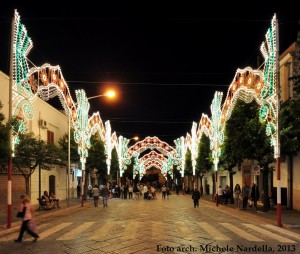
[13,181,258,244]
[216,183,260,210]
[84,182,182,203]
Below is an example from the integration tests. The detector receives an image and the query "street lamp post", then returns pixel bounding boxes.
[68,90,115,207]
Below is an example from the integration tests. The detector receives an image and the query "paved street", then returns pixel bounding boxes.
[1,194,300,254]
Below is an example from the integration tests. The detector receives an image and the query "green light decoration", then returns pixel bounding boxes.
[191,122,198,175]
[105,121,112,175]
[11,10,34,151]
[210,91,223,171]
[11,10,112,172]
[12,10,279,185]
[258,14,278,157]
[74,89,91,165]
[11,116,26,155]
[118,136,131,177]
[189,14,278,175]
[13,10,33,86]
[174,136,185,177]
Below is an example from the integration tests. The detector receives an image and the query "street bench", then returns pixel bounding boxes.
[37,198,47,210]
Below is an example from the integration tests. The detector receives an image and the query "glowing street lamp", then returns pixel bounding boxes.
[131,136,139,142]
[86,90,116,100]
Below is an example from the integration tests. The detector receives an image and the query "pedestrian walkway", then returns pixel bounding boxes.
[1,193,300,236]
[201,194,300,229]
[1,193,300,254]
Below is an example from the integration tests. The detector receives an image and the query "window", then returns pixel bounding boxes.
[47,130,54,144]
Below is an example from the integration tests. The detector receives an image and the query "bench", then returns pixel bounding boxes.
[37,198,47,210]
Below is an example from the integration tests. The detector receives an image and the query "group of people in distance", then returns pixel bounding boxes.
[216,183,260,210]
[41,191,60,210]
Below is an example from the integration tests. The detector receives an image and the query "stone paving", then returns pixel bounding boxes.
[1,192,300,233]
[1,193,300,254]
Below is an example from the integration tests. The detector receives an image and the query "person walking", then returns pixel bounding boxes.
[92,185,100,207]
[224,185,231,204]
[217,186,224,204]
[161,185,167,199]
[242,184,250,210]
[192,188,201,208]
[15,194,39,242]
[234,184,241,208]
[100,184,109,207]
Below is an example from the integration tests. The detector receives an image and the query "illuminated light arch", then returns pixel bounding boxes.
[221,67,264,126]
[119,136,182,177]
[135,151,172,180]
[196,114,212,142]
[88,112,106,141]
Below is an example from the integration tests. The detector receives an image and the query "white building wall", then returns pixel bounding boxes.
[0,71,77,204]
[0,71,10,117]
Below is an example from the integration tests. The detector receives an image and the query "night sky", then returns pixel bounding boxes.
[1,2,299,145]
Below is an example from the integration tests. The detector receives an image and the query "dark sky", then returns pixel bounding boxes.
[1,2,299,145]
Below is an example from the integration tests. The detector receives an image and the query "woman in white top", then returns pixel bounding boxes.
[15,194,39,242]
[92,185,100,207]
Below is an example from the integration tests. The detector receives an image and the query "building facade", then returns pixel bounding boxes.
[0,71,79,209]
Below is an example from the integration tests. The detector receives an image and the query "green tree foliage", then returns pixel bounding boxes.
[0,102,10,166]
[57,128,80,163]
[184,149,192,176]
[110,147,119,182]
[196,134,213,175]
[220,100,256,171]
[195,134,212,195]
[86,133,107,183]
[14,132,60,195]
[220,99,274,209]
[123,158,134,182]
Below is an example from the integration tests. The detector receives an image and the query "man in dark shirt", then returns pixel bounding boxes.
[192,188,201,208]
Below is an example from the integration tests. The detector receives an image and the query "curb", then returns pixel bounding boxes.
[201,197,299,229]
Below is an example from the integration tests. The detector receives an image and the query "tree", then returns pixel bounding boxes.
[14,132,60,195]
[0,102,10,167]
[86,133,107,185]
[184,149,192,176]
[195,134,213,195]
[220,99,274,209]
[57,128,80,164]
[219,100,256,202]
[110,147,120,184]
[122,158,134,185]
